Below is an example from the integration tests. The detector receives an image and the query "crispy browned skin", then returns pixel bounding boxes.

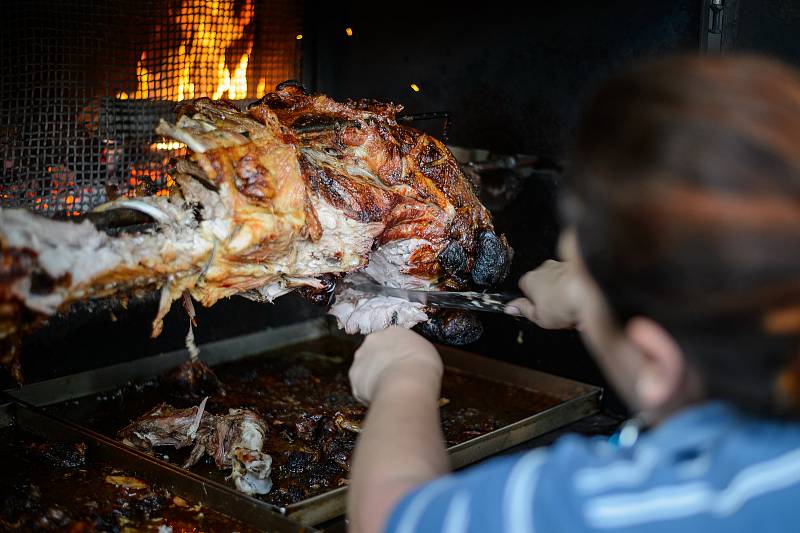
[247,86,498,287]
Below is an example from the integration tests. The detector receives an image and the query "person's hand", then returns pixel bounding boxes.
[349,327,442,405]
[507,259,583,329]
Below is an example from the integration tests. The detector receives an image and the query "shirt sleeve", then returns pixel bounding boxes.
[384,434,616,533]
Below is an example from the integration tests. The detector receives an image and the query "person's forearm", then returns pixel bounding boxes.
[348,372,449,533]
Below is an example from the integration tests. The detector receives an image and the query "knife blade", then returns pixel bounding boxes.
[348,282,523,314]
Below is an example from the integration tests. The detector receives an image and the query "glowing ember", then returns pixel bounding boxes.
[126,160,176,198]
[11,164,106,215]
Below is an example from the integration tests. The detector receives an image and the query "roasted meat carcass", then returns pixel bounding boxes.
[118,398,273,495]
[0,83,511,376]
[251,86,511,332]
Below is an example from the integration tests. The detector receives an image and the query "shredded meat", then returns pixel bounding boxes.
[118,398,273,496]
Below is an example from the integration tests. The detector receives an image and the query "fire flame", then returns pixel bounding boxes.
[118,0,255,101]
[19,1,309,214]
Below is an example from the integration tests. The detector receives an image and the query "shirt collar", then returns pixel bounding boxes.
[638,401,741,455]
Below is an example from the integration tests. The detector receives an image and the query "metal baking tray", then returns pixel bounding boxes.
[0,400,314,532]
[6,318,601,526]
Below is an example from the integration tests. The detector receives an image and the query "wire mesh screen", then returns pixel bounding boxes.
[0,0,303,216]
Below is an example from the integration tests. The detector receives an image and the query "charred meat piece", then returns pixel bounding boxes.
[163,358,225,399]
[0,86,512,377]
[118,399,272,496]
[294,412,340,455]
[27,441,87,468]
[471,230,512,287]
[295,273,338,306]
[415,309,484,346]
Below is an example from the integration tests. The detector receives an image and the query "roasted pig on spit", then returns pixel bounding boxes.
[0,83,512,379]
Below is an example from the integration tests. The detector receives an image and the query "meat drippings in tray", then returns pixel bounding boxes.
[0,427,260,532]
[46,336,561,507]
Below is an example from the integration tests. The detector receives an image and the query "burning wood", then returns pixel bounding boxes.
[0,84,512,380]
[117,0,256,102]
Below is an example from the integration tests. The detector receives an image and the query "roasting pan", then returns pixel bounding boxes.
[0,400,314,532]
[6,318,601,526]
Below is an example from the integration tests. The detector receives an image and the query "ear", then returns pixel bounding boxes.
[625,317,686,414]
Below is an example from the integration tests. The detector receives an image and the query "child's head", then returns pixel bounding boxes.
[563,55,800,419]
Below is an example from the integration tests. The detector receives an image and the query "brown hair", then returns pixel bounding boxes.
[565,55,800,416]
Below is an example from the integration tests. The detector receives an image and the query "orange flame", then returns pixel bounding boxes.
[119,0,255,101]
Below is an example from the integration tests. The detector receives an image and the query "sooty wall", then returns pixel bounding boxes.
[306,0,702,156]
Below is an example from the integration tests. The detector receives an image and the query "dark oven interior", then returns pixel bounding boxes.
[3,0,799,413]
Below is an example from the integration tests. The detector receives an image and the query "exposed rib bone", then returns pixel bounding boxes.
[93,199,173,224]
[156,119,211,153]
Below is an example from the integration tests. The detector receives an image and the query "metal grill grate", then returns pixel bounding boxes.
[0,0,303,216]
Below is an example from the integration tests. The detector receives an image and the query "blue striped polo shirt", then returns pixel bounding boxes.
[385,402,800,532]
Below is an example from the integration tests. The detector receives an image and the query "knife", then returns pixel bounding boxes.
[348,282,524,315]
